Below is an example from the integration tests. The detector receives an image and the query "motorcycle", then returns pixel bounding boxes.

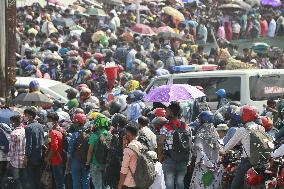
[220,149,242,189]
[245,158,284,189]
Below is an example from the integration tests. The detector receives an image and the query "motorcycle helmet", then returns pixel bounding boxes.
[109,100,122,115]
[111,113,127,128]
[246,168,264,186]
[65,88,78,100]
[80,87,92,100]
[241,105,258,123]
[154,108,167,117]
[261,116,273,132]
[198,111,214,124]
[40,64,49,73]
[83,51,92,60]
[73,113,87,125]
[29,80,40,91]
[93,114,109,128]
[129,90,145,102]
[89,63,97,71]
[77,84,89,92]
[216,89,226,98]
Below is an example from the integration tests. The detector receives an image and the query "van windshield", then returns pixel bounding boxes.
[173,77,241,102]
[146,78,168,93]
[49,83,74,99]
[250,75,284,101]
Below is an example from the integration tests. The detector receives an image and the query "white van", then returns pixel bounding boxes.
[146,69,284,111]
[15,77,77,103]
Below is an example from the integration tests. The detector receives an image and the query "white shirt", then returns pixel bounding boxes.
[268,19,276,37]
[113,16,120,28]
[271,144,284,158]
[224,122,265,157]
[232,23,241,34]
[140,127,157,150]
[149,162,166,189]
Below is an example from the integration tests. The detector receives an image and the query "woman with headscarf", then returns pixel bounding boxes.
[190,111,223,189]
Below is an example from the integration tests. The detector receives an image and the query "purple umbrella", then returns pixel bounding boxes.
[261,0,281,7]
[144,84,205,102]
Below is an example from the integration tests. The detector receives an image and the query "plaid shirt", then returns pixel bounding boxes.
[8,127,26,168]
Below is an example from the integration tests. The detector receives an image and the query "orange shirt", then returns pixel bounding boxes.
[120,140,142,187]
[260,20,268,37]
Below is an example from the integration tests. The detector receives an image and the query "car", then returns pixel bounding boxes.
[146,69,284,111]
[14,77,77,104]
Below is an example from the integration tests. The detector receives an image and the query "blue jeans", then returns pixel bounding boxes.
[90,165,109,189]
[52,164,65,189]
[26,163,41,189]
[71,158,90,189]
[230,158,252,189]
[162,158,187,189]
[11,167,29,189]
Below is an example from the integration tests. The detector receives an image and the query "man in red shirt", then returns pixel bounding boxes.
[46,112,65,189]
[260,16,268,37]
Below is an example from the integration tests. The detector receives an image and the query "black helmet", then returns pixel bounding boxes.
[109,101,122,115]
[111,113,127,128]
[53,100,64,110]
[65,88,78,100]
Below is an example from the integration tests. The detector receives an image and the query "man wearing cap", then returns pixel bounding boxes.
[216,124,229,146]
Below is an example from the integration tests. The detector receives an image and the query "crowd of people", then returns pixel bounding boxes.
[1,85,284,189]
[1,0,284,188]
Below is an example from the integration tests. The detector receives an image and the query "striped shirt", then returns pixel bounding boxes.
[8,127,26,168]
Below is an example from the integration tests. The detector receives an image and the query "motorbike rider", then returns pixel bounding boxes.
[221,105,266,189]
[216,89,228,109]
[261,116,276,139]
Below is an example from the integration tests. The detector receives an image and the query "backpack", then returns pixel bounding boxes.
[169,122,192,162]
[128,147,156,189]
[74,129,91,163]
[137,132,151,151]
[104,134,122,188]
[95,131,112,165]
[247,128,273,166]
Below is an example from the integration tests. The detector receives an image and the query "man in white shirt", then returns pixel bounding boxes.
[268,15,276,37]
[147,151,166,189]
[232,21,241,39]
[221,105,265,189]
